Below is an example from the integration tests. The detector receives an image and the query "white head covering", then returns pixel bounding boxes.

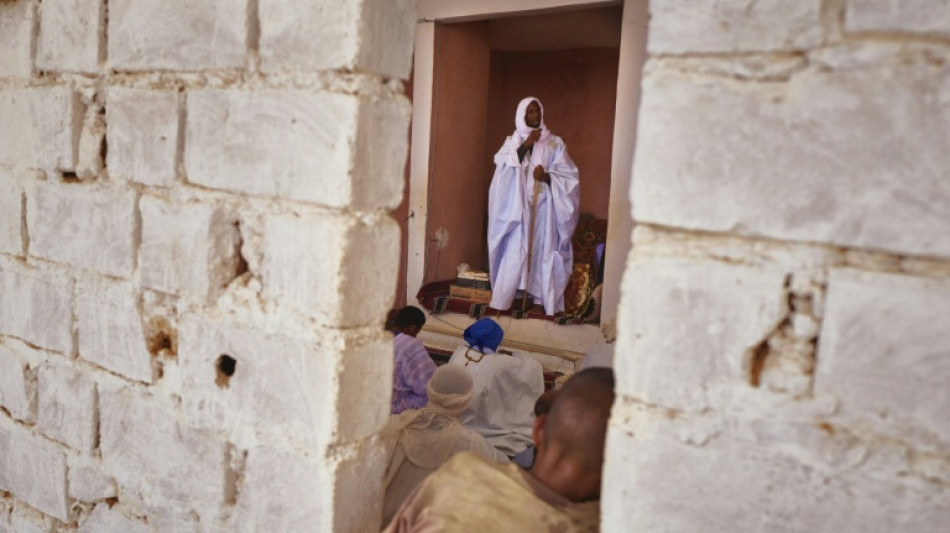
[513,96,551,144]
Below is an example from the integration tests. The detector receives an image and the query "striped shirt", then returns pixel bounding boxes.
[392,332,436,414]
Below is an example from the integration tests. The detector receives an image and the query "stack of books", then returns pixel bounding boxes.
[450,271,491,303]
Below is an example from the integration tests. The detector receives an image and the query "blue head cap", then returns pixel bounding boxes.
[463,318,503,353]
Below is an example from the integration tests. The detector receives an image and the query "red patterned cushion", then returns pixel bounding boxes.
[563,263,594,318]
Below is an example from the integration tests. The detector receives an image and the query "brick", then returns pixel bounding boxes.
[0,268,73,354]
[847,0,950,36]
[139,197,240,299]
[36,0,102,73]
[0,88,80,172]
[0,175,23,256]
[648,0,822,54]
[179,316,391,449]
[0,420,69,521]
[632,60,950,258]
[27,182,136,277]
[0,342,36,423]
[36,362,97,452]
[77,278,153,383]
[815,269,950,441]
[261,212,398,327]
[0,1,33,78]
[332,439,388,533]
[259,0,415,79]
[99,387,228,522]
[616,257,787,410]
[108,0,245,71]
[106,88,179,186]
[68,457,115,501]
[79,503,150,533]
[8,503,54,533]
[185,89,409,210]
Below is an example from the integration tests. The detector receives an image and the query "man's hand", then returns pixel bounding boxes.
[533,165,550,184]
[523,129,542,148]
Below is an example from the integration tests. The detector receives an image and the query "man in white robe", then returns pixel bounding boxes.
[488,97,580,315]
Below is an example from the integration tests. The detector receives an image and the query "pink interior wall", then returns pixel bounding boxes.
[484,49,620,222]
[424,22,492,283]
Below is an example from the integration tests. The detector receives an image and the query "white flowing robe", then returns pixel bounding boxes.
[488,131,580,315]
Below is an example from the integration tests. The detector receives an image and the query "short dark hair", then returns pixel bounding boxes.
[394,306,426,329]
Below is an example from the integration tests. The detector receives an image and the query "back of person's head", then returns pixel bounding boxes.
[426,364,474,415]
[535,368,615,501]
[394,306,426,332]
[462,318,503,353]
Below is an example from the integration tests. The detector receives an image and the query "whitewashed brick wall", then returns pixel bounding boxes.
[606,1,950,531]
[0,0,413,530]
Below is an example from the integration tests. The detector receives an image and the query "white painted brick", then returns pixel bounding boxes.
[847,0,950,36]
[36,362,97,453]
[261,213,399,327]
[0,1,34,78]
[139,197,240,299]
[77,277,153,383]
[233,445,333,533]
[632,60,950,258]
[106,88,179,186]
[99,387,228,523]
[0,420,69,521]
[185,89,409,210]
[68,457,115,501]
[0,175,23,256]
[616,257,787,410]
[648,0,822,54]
[0,342,36,423]
[259,0,415,79]
[8,503,54,533]
[36,0,102,73]
[0,88,80,172]
[332,438,388,533]
[179,316,391,449]
[79,503,151,533]
[0,268,73,354]
[27,182,136,277]
[108,0,245,71]
[815,269,950,441]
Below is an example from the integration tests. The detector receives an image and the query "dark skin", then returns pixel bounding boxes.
[516,101,551,185]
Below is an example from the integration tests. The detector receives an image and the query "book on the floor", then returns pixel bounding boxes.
[449,284,492,303]
[454,277,491,290]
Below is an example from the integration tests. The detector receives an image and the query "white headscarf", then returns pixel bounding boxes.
[513,96,551,145]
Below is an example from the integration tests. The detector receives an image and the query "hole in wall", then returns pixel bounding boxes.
[60,171,80,183]
[145,317,177,357]
[748,339,769,387]
[233,221,249,279]
[215,354,237,388]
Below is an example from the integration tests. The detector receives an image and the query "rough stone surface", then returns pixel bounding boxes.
[0,88,80,172]
[108,0,245,71]
[36,0,101,73]
[0,268,73,354]
[0,420,69,521]
[8,503,54,533]
[0,342,36,423]
[78,503,151,533]
[106,89,179,186]
[68,457,115,502]
[139,197,240,299]
[846,0,950,36]
[36,362,98,453]
[27,183,137,277]
[816,268,950,441]
[261,212,399,327]
[632,58,950,258]
[77,278,153,383]
[259,0,415,79]
[0,1,33,78]
[616,256,787,410]
[648,0,823,54]
[0,176,23,256]
[99,386,228,524]
[185,90,408,209]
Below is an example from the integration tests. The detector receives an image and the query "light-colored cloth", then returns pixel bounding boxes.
[391,332,436,414]
[447,344,544,456]
[381,452,600,533]
[488,97,580,315]
[382,365,508,525]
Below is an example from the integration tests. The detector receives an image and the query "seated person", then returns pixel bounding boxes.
[390,306,436,414]
[381,365,508,526]
[447,318,544,457]
[382,368,615,533]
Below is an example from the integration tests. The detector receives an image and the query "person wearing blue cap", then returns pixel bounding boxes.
[447,318,545,457]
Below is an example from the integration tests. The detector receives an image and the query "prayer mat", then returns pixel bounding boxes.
[417,280,594,325]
